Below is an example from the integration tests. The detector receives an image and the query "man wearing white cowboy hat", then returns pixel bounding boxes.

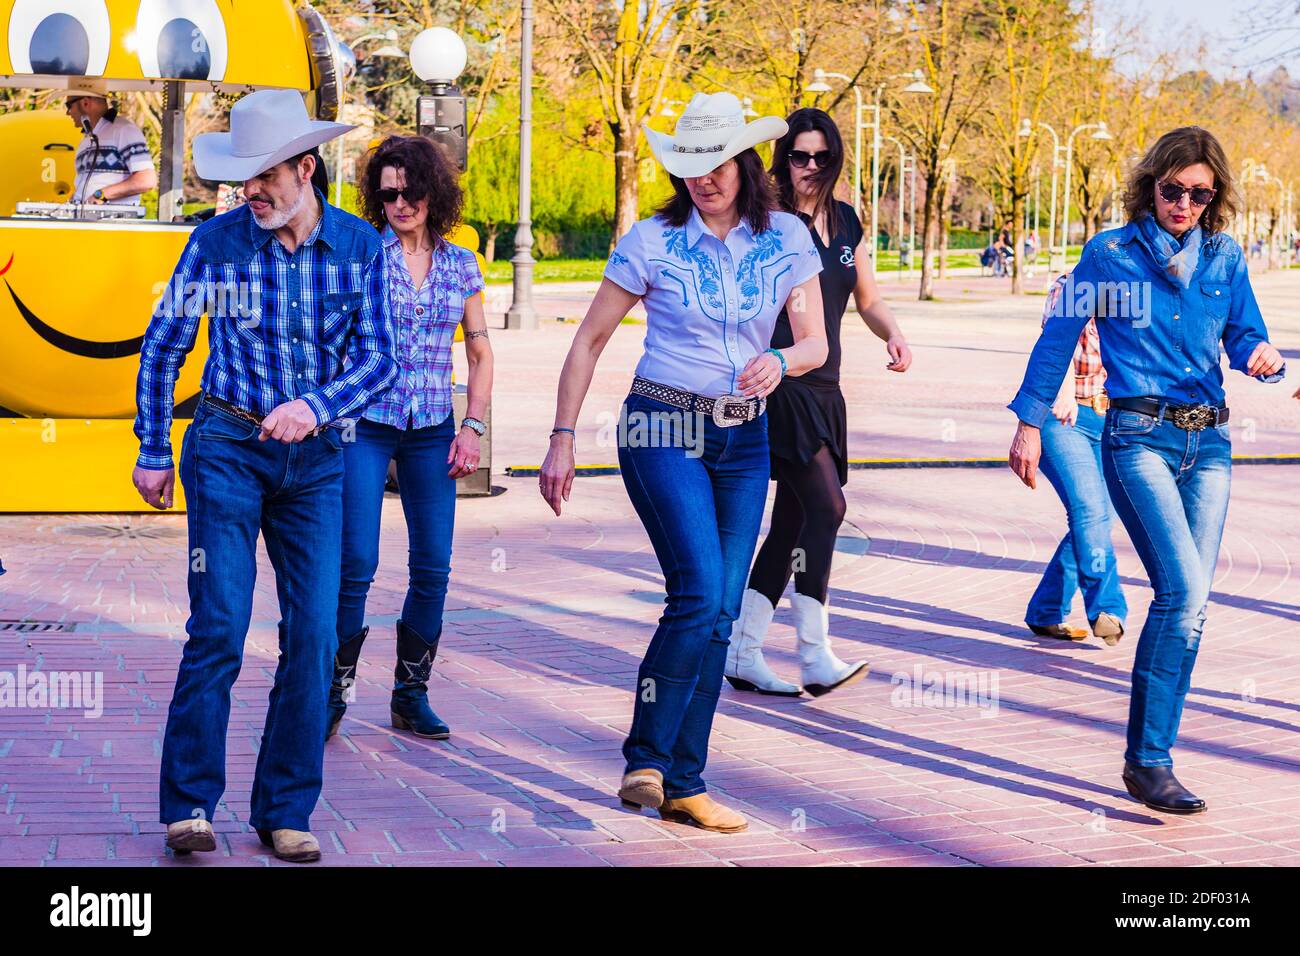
[133,88,398,863]
[542,89,829,834]
[63,79,157,205]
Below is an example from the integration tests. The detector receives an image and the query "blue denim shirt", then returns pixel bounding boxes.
[1009,221,1284,428]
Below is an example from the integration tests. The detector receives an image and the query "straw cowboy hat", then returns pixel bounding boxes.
[61,79,110,100]
[193,88,353,182]
[643,92,788,179]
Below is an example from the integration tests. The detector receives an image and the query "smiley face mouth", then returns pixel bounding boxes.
[1,254,143,359]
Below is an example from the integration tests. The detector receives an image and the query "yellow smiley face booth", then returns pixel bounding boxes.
[0,1,488,512]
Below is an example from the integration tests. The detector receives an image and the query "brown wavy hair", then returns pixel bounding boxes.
[359,135,463,248]
[1122,126,1238,234]
[654,148,777,233]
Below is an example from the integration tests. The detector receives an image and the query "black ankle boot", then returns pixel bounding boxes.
[1122,762,1207,814]
[391,619,450,739]
[327,626,369,740]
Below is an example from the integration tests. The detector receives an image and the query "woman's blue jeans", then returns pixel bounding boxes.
[1101,405,1232,767]
[617,393,770,799]
[337,415,457,647]
[1027,404,1128,627]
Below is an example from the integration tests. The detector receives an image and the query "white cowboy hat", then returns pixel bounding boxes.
[61,79,109,100]
[193,88,354,182]
[643,92,788,178]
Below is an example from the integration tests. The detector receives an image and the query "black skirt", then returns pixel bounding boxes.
[765,377,849,486]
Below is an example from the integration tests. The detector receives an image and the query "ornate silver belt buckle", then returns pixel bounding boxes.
[1170,404,1214,431]
[712,394,753,428]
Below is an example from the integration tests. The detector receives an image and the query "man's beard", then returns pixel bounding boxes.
[251,180,310,231]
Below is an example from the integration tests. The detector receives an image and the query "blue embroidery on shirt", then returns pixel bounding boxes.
[660,269,689,306]
[735,230,786,311]
[664,227,723,309]
[609,250,630,268]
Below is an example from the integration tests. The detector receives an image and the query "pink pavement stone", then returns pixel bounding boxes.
[2,271,1299,867]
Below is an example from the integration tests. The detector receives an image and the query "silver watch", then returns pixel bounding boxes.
[460,417,486,436]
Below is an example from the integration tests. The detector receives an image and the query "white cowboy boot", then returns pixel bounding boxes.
[791,593,869,697]
[724,588,802,696]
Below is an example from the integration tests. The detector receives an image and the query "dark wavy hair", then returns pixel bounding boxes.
[770,108,846,236]
[1122,126,1238,235]
[654,148,777,233]
[360,135,464,247]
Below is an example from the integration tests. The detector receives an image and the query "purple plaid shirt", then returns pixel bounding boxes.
[361,228,485,429]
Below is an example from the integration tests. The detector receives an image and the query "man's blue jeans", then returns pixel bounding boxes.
[1101,405,1232,767]
[1027,404,1128,627]
[617,392,769,799]
[161,401,345,831]
[337,415,457,645]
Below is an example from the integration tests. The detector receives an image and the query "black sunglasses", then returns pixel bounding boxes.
[1157,179,1216,207]
[374,186,423,205]
[788,149,834,169]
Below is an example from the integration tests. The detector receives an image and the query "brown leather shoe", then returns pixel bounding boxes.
[658,793,748,833]
[1028,622,1089,641]
[1091,613,1125,646]
[256,828,321,863]
[618,768,664,810]
[165,818,216,854]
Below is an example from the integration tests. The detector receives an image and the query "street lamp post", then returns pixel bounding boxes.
[807,69,932,275]
[882,136,907,281]
[506,0,537,329]
[1061,121,1112,262]
[806,70,863,218]
[1021,120,1061,274]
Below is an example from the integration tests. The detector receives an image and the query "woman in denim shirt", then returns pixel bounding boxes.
[539,92,827,833]
[327,136,494,741]
[1008,127,1285,814]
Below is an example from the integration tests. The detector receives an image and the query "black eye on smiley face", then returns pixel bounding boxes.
[7,0,111,76]
[133,0,228,82]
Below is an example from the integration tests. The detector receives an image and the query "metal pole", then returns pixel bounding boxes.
[506,0,537,329]
[908,153,917,280]
[851,86,862,218]
[871,93,882,275]
[158,80,184,222]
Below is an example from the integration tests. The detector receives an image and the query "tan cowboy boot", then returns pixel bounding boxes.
[658,793,748,833]
[257,828,321,863]
[1090,612,1125,646]
[618,768,664,810]
[165,818,216,854]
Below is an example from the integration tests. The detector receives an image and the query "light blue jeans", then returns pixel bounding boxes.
[1027,404,1128,627]
[1101,405,1232,767]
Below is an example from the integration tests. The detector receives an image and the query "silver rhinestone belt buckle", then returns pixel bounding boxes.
[712,394,755,428]
[1170,404,1215,431]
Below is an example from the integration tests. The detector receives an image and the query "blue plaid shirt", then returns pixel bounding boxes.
[134,197,397,469]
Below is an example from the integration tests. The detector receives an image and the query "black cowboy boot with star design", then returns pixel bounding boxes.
[391,619,450,739]
[327,625,369,739]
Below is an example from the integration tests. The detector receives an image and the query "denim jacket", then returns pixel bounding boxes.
[1009,221,1284,428]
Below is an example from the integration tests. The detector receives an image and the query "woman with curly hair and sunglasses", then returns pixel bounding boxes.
[1009,126,1285,814]
[725,107,912,698]
[326,135,494,741]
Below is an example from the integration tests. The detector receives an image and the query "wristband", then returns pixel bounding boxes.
[550,427,575,438]
[764,347,788,378]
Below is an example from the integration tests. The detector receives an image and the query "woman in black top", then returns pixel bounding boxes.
[725,108,913,697]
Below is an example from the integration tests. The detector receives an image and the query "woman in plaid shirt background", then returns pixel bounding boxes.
[1024,273,1129,644]
[327,136,495,742]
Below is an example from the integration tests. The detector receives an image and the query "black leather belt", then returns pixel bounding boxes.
[1109,397,1229,431]
[629,376,765,428]
[201,394,326,438]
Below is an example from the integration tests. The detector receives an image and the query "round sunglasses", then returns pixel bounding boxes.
[1156,179,1216,207]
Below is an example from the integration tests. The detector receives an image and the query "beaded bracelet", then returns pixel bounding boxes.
[764,347,788,378]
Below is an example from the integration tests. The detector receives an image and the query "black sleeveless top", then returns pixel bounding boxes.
[768,199,863,387]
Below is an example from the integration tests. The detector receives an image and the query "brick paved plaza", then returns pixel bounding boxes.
[2,270,1298,867]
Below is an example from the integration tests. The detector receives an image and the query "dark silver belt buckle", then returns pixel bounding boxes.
[1170,405,1215,431]
[712,394,755,428]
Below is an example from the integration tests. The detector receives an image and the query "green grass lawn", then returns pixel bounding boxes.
[482,246,1087,284]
